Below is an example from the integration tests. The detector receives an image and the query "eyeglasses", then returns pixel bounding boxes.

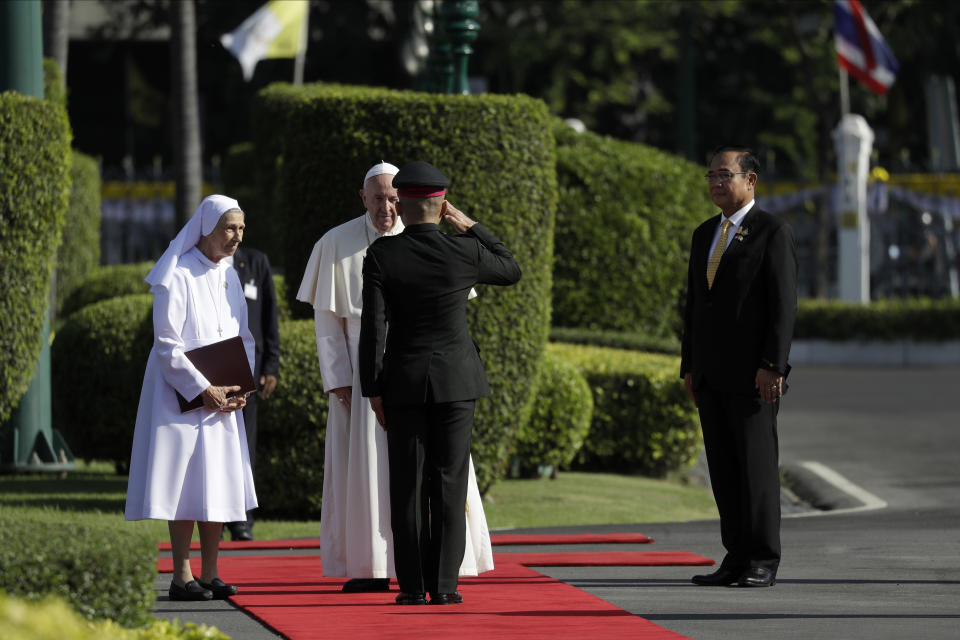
[704,171,748,183]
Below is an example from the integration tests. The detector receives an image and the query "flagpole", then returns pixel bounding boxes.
[839,66,850,116]
[292,1,308,85]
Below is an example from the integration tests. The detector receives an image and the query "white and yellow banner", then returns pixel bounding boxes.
[220,0,308,81]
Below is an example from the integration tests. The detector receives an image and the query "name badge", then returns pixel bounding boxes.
[244,281,258,301]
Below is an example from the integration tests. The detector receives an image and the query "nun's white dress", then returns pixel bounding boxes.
[125,247,258,522]
[297,213,494,578]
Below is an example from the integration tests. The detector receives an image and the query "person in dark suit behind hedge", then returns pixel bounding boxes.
[359,161,521,606]
[225,245,280,540]
[681,146,797,588]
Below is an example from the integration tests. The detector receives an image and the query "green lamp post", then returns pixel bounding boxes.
[420,1,480,95]
[439,0,479,95]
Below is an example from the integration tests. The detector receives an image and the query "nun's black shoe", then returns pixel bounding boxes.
[168,580,213,601]
[196,577,239,599]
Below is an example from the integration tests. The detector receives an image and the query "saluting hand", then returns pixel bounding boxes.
[441,201,476,233]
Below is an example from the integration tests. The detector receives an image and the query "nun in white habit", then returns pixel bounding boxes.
[296,162,494,593]
[125,195,258,602]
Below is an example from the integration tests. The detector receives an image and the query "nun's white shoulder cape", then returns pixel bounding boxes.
[125,195,258,522]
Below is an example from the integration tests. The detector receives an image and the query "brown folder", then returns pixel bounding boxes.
[175,335,256,413]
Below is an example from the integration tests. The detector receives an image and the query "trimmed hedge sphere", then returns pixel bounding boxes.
[0,91,72,422]
[552,122,710,339]
[253,82,557,492]
[512,350,593,478]
[60,263,153,319]
[549,342,702,477]
[51,295,154,470]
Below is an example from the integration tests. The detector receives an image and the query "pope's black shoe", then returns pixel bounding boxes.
[168,580,213,601]
[429,592,463,605]
[227,522,254,541]
[395,592,427,605]
[691,567,742,586]
[196,577,240,599]
[738,567,777,587]
[342,578,391,593]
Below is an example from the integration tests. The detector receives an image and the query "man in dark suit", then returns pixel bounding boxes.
[681,146,797,588]
[359,161,521,605]
[228,245,281,540]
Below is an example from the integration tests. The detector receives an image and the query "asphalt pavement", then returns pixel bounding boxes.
[154,365,960,639]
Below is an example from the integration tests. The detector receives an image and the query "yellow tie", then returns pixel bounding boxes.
[706,220,732,289]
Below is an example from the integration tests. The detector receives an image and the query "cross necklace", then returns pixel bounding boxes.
[205,267,226,337]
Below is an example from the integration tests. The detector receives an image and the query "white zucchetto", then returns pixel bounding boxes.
[362,161,399,187]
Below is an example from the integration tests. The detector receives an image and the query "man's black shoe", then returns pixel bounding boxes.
[429,592,463,605]
[395,592,427,605]
[168,580,213,601]
[342,578,391,593]
[738,567,777,587]
[196,577,239,599]
[691,567,741,586]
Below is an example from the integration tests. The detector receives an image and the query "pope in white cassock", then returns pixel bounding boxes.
[125,195,258,602]
[297,162,494,593]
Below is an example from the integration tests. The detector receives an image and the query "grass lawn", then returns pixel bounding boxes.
[484,471,717,530]
[0,460,717,540]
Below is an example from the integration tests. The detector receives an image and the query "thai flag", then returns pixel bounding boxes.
[834,0,898,95]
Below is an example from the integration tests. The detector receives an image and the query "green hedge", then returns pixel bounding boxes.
[795,297,960,340]
[512,349,593,478]
[60,263,289,323]
[550,326,681,355]
[0,91,72,422]
[552,123,710,339]
[223,142,286,272]
[55,152,102,318]
[52,295,154,470]
[256,319,328,518]
[548,342,701,477]
[252,82,557,491]
[0,508,156,627]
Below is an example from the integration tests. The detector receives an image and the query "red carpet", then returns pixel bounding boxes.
[159,553,699,639]
[492,532,654,545]
[157,549,711,574]
[157,532,654,551]
[157,539,325,551]
[492,551,712,567]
